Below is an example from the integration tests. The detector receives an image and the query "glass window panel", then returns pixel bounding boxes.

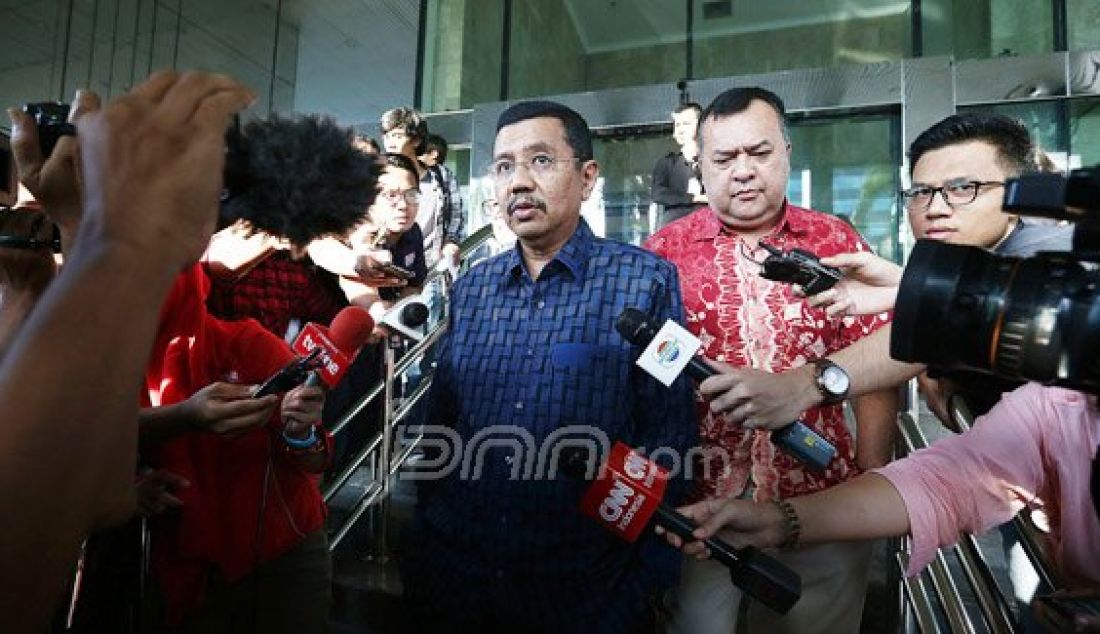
[587,113,901,262]
[592,128,673,245]
[788,114,902,261]
[693,0,910,79]
[1070,98,1100,168]
[422,0,504,111]
[921,0,1052,59]
[508,0,687,100]
[961,101,1068,162]
[1068,1,1100,52]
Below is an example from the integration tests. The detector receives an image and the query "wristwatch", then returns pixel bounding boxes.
[813,359,850,405]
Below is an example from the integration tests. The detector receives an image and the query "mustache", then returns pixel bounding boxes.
[507,195,547,215]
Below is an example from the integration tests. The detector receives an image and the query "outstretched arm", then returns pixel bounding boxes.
[0,71,253,630]
[660,472,910,556]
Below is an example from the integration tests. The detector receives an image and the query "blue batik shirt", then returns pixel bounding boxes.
[403,218,697,627]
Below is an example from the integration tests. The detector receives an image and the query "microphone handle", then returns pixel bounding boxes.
[684,358,836,471]
[653,504,801,614]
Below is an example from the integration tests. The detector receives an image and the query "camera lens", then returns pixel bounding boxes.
[891,239,1100,393]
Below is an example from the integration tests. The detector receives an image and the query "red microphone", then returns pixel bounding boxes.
[578,442,669,543]
[291,306,375,388]
[565,442,801,614]
[254,307,374,397]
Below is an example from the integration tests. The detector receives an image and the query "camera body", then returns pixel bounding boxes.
[891,165,1100,394]
[759,242,842,296]
[22,102,75,158]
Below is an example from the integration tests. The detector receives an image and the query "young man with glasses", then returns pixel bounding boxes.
[380,107,463,270]
[401,100,697,632]
[901,113,1072,422]
[338,152,427,320]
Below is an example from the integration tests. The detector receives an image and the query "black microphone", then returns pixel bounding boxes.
[561,444,801,614]
[615,308,837,471]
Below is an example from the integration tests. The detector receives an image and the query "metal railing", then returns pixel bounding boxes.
[324,225,495,553]
[894,399,1061,633]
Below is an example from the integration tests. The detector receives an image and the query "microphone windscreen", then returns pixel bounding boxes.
[400,301,430,328]
[221,114,382,247]
[327,306,375,354]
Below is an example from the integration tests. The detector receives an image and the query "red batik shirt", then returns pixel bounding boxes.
[645,203,890,502]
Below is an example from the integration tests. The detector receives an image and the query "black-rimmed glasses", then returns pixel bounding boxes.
[900,180,1005,211]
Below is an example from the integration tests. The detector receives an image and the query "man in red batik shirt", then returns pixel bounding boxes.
[645,86,897,634]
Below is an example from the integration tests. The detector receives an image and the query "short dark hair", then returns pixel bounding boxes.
[383,152,419,183]
[423,133,448,163]
[380,107,428,153]
[496,100,593,162]
[700,87,789,144]
[675,102,702,117]
[909,113,1036,177]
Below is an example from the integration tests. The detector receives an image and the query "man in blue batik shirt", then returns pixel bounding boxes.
[401,100,697,633]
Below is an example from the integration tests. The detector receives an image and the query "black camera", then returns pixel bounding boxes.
[758,242,842,296]
[22,102,76,158]
[891,166,1100,394]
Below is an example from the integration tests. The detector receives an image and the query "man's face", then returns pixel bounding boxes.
[419,148,439,167]
[369,166,419,234]
[699,100,791,235]
[672,109,699,147]
[492,116,597,252]
[383,128,417,157]
[907,140,1012,248]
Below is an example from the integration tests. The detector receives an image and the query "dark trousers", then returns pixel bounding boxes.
[144,530,331,634]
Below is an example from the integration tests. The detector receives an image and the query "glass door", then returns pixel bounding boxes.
[589,111,903,261]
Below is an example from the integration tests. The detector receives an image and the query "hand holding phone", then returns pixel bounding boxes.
[758,241,842,296]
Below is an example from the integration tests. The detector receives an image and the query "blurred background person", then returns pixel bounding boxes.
[380,107,461,271]
[650,102,706,228]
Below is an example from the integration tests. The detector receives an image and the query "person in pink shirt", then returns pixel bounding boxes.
[660,250,1100,591]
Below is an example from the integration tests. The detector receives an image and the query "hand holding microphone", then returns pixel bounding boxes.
[615,308,837,471]
[280,382,326,442]
[253,305,376,398]
[266,306,375,449]
[562,443,801,614]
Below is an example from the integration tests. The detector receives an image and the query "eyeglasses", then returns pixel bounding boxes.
[901,180,1005,211]
[488,154,582,183]
[378,189,420,205]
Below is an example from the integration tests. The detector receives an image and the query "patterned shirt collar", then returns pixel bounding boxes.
[503,217,593,286]
[691,200,814,242]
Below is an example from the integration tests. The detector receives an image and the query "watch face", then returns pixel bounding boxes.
[821,366,850,395]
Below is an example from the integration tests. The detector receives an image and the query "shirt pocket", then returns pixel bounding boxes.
[547,343,630,417]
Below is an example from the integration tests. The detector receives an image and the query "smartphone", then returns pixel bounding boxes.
[377,262,415,280]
